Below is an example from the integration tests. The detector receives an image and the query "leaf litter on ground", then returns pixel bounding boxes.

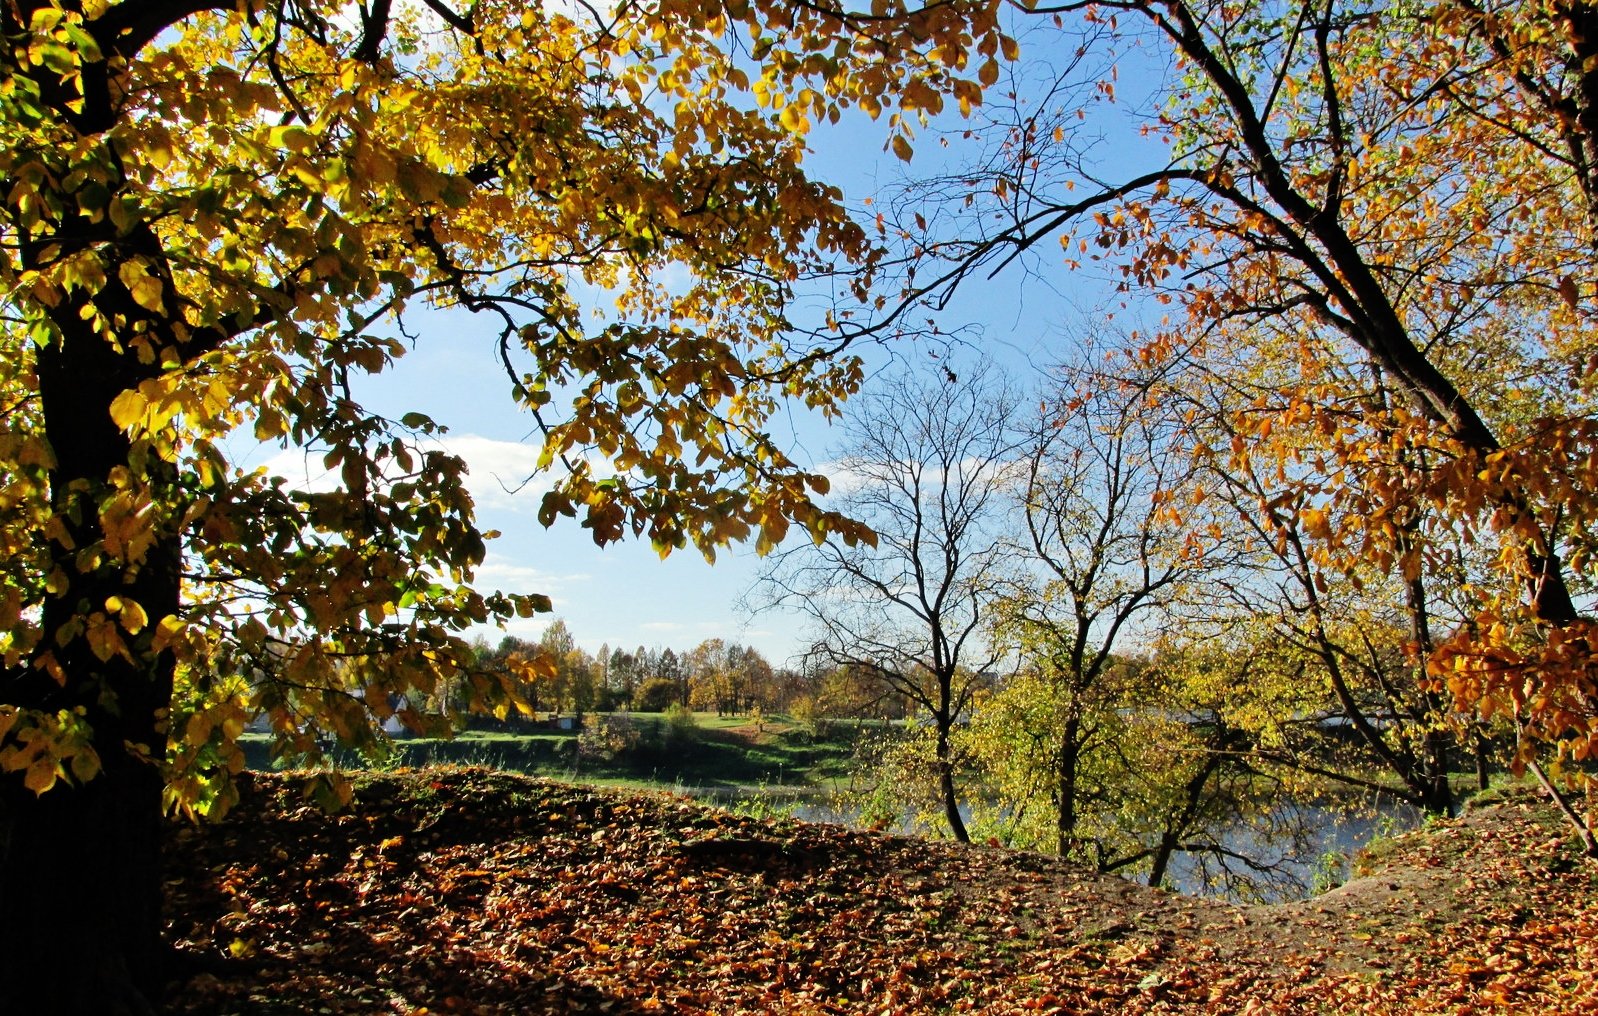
[163,769,1598,1014]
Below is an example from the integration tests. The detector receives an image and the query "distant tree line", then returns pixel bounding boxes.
[464,622,892,722]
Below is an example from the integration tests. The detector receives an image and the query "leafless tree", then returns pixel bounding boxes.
[750,361,1024,842]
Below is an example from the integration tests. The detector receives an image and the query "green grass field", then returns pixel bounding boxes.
[239,712,893,795]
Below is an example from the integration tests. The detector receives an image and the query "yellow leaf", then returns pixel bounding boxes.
[115,594,146,635]
[129,274,163,312]
[23,760,58,795]
[152,615,186,652]
[84,612,124,662]
[68,748,100,784]
[779,104,808,133]
[108,389,147,429]
[891,135,913,162]
[185,712,214,746]
[116,261,163,312]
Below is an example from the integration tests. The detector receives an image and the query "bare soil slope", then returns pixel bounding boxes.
[163,770,1598,1014]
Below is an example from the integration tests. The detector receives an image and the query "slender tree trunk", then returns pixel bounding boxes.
[1147,728,1233,888]
[1055,714,1080,858]
[1526,752,1598,858]
[1404,563,1456,817]
[1148,830,1179,889]
[1421,730,1456,817]
[934,717,969,843]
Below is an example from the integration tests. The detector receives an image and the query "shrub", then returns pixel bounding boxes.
[635,677,679,713]
[789,696,831,740]
[579,712,641,762]
[663,703,700,746]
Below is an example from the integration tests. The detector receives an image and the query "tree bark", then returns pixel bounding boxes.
[1055,714,1081,858]
[0,5,206,1008]
[934,717,969,843]
[0,257,182,1013]
[1404,560,1456,817]
[1148,727,1234,889]
[0,764,167,1015]
[1153,0,1586,624]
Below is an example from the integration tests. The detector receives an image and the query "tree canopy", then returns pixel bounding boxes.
[869,0,1598,846]
[0,0,1022,1009]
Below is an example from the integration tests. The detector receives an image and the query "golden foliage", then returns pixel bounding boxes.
[0,0,1011,811]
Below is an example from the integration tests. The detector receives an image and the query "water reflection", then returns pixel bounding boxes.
[701,785,1420,903]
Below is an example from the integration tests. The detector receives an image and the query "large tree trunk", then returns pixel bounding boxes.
[0,761,167,1014]
[0,287,181,1012]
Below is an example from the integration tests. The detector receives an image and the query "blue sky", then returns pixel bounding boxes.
[245,28,1173,667]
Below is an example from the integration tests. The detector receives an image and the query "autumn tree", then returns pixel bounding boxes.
[594,641,611,706]
[959,653,1311,894]
[686,637,729,712]
[970,346,1216,861]
[606,646,639,709]
[752,363,1023,842]
[479,635,541,715]
[953,346,1296,891]
[1169,362,1479,817]
[0,0,1028,1008]
[732,643,778,712]
[537,619,597,717]
[867,0,1598,848]
[791,660,907,722]
[634,675,681,714]
[655,646,688,708]
[686,639,772,714]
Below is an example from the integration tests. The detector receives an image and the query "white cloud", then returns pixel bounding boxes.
[815,458,872,497]
[254,447,341,493]
[818,454,1027,499]
[640,621,687,633]
[471,614,553,646]
[428,434,549,512]
[474,556,588,593]
[252,433,565,514]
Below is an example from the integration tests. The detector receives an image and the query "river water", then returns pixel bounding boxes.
[703,786,1421,903]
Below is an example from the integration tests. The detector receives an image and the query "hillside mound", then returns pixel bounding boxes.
[163,769,1598,1014]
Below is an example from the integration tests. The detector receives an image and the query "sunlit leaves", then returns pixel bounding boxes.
[0,705,99,796]
[1032,0,1598,814]
[2,0,1010,815]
